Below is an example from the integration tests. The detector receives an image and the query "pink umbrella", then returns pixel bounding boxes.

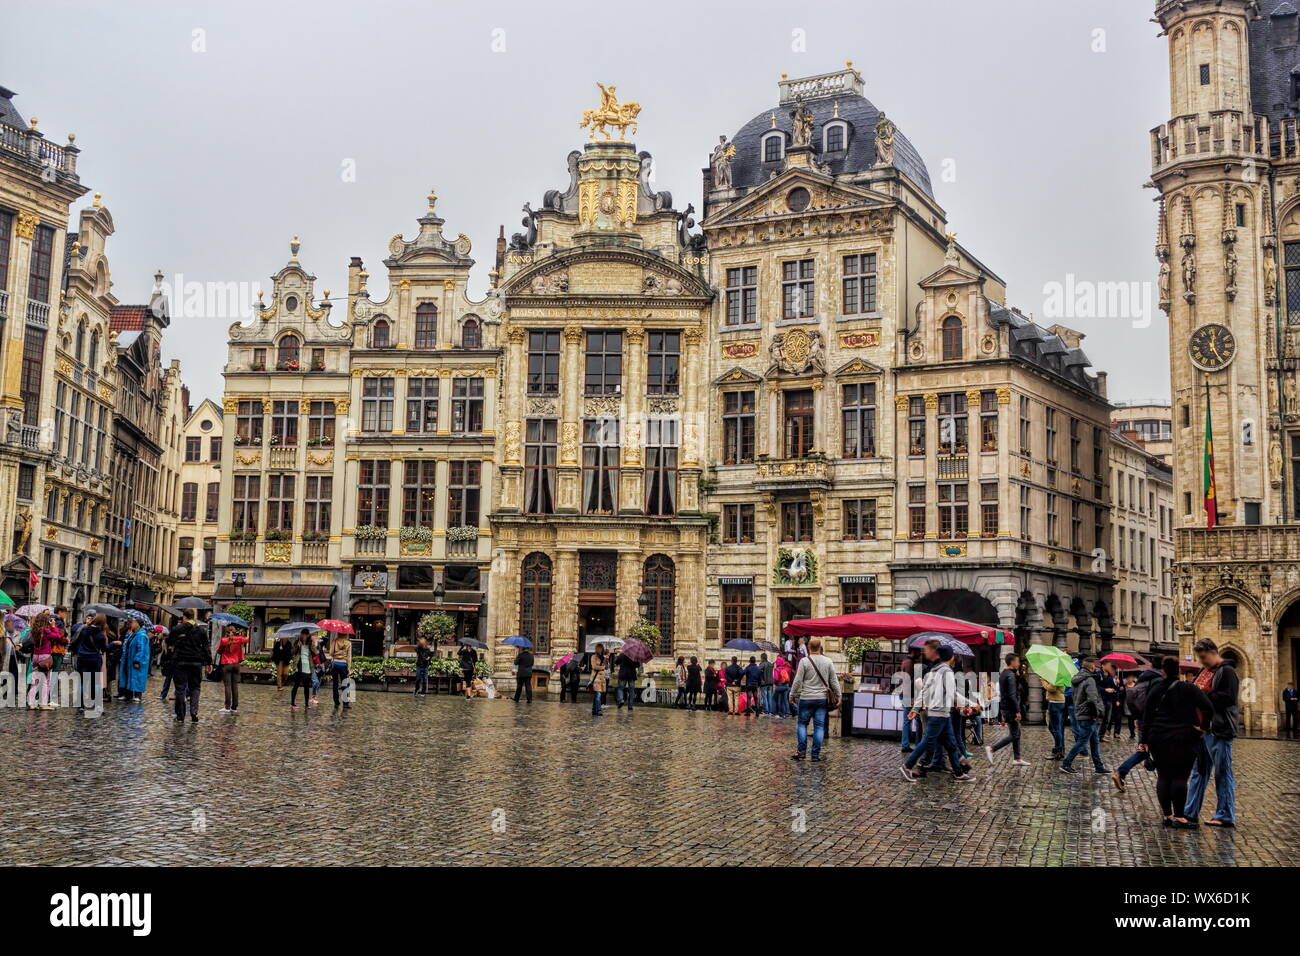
[317,619,354,635]
[552,653,575,671]
[620,637,655,664]
[1100,652,1148,670]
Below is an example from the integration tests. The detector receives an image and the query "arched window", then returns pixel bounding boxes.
[941,316,963,361]
[642,554,675,655]
[75,320,86,363]
[277,333,301,368]
[822,120,848,152]
[88,329,99,369]
[371,318,391,349]
[520,552,553,654]
[415,303,437,349]
[762,132,785,163]
[461,316,481,350]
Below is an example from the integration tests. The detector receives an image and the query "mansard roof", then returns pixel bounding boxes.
[989,301,1103,397]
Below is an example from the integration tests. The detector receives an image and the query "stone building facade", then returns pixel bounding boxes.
[1152,0,1300,731]
[1109,427,1175,656]
[174,398,224,603]
[487,93,712,671]
[1111,402,1173,464]
[0,85,86,603]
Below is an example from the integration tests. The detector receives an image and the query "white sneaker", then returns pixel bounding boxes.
[984,745,994,765]
[217,708,232,714]
[1012,759,1030,766]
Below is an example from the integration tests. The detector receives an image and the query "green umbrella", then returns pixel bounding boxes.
[1025,644,1076,687]
[0,591,13,607]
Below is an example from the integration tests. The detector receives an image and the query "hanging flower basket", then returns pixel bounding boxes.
[354,525,387,540]
[264,528,291,541]
[446,525,479,542]
[417,611,457,643]
[399,526,433,542]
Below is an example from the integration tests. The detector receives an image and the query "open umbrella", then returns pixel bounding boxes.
[174,596,211,611]
[1025,644,1076,687]
[552,653,575,671]
[500,635,532,648]
[14,604,51,618]
[83,603,128,620]
[317,619,354,635]
[907,631,974,657]
[273,622,316,637]
[724,638,760,652]
[755,639,780,653]
[211,612,250,628]
[1100,652,1148,670]
[457,637,487,649]
[124,609,153,627]
[0,591,13,607]
[620,637,655,664]
[585,635,623,652]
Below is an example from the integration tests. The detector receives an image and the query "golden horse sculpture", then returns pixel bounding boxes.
[580,82,641,141]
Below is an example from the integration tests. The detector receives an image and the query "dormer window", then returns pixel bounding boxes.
[762,132,785,163]
[941,316,963,361]
[371,318,391,349]
[277,333,301,368]
[822,120,848,153]
[461,316,481,350]
[415,303,438,349]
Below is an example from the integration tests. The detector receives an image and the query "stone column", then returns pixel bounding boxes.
[616,549,642,642]
[552,550,579,659]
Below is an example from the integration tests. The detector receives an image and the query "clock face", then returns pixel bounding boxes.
[1189,323,1237,371]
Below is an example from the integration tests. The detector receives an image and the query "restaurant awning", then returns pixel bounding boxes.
[212,583,336,607]
[782,609,1011,645]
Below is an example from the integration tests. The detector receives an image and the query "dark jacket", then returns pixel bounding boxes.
[514,649,535,673]
[997,668,1020,717]
[1201,663,1240,739]
[1141,678,1213,747]
[169,621,212,666]
[743,663,762,687]
[560,657,582,683]
[616,654,639,681]
[270,638,292,664]
[70,624,108,670]
[1126,668,1161,721]
[416,644,435,666]
[1071,667,1105,720]
[724,663,742,686]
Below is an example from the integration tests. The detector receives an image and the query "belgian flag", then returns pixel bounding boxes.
[1203,396,1217,529]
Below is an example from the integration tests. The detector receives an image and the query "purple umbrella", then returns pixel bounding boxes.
[619,637,655,664]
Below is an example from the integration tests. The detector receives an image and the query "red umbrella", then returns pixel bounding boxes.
[1100,652,1149,669]
[782,609,1010,645]
[317,619,354,635]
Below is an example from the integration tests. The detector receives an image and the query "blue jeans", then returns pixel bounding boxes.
[900,709,915,749]
[1116,747,1146,778]
[1047,701,1066,752]
[795,698,828,757]
[311,668,321,695]
[761,685,774,714]
[159,673,172,700]
[414,665,428,695]
[906,712,965,773]
[1185,735,1235,823]
[1062,718,1105,770]
[772,684,790,717]
[592,688,604,715]
[616,677,635,710]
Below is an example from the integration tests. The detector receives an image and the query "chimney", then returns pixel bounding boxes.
[494,225,506,279]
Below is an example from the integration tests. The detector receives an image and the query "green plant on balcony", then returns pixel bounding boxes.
[310,358,326,371]
[446,525,478,542]
[399,526,433,542]
[264,528,291,541]
[306,434,333,447]
[276,358,301,371]
[353,525,387,540]
[233,435,262,447]
[250,362,265,372]
[301,530,329,543]
[229,530,257,543]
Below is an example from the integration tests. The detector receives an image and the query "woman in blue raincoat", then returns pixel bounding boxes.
[117,619,151,701]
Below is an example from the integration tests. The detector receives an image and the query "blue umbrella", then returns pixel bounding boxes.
[273,622,316,637]
[907,631,974,657]
[211,612,250,628]
[500,635,532,648]
[724,638,761,651]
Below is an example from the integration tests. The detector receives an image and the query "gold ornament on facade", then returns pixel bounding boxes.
[894,394,910,410]
[923,393,938,409]
[579,83,642,141]
[996,387,1011,404]
[503,421,522,464]
[264,541,292,564]
[15,211,39,239]
[560,421,580,463]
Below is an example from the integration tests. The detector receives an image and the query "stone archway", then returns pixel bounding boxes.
[1191,587,1267,733]
[912,588,1003,674]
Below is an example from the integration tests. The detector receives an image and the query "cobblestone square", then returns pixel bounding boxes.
[0,683,1295,866]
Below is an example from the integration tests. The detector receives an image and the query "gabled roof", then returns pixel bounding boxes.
[109,304,149,333]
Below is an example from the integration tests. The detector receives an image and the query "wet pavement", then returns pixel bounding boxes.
[0,681,1295,866]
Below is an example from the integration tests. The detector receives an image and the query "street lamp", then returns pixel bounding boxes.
[231,571,246,598]
[636,590,652,620]
[433,581,445,609]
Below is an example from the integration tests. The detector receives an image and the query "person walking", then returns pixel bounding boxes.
[105,619,126,701]
[457,642,478,689]
[1284,682,1299,738]
[1098,660,1123,743]
[158,624,177,701]
[1111,665,1162,793]
[772,653,792,718]
[1060,658,1108,775]
[290,630,315,709]
[215,626,249,714]
[1042,678,1067,759]
[414,637,433,696]
[1122,675,1138,739]
[724,657,742,715]
[759,653,775,717]
[1184,638,1240,828]
[617,651,641,711]
[117,618,151,703]
[69,612,109,711]
[672,655,688,708]
[326,631,353,710]
[169,609,212,723]
[23,610,56,710]
[899,651,918,752]
[1142,656,1214,828]
[900,642,976,780]
[985,653,1029,766]
[589,644,608,716]
[788,637,840,761]
[703,660,720,711]
[685,656,702,710]
[743,656,763,717]
[271,635,293,691]
[513,644,535,703]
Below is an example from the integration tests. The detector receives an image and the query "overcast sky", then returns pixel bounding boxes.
[3,0,1169,407]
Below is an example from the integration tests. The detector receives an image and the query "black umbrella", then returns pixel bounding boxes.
[458,638,487,649]
[83,603,128,620]
[174,596,211,611]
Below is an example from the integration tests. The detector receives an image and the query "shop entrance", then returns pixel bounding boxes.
[579,603,616,650]
[778,596,812,638]
[350,600,386,656]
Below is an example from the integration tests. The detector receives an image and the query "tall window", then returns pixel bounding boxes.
[1046,492,1059,545]
[582,418,619,514]
[937,392,968,455]
[527,330,560,394]
[980,481,998,537]
[762,133,784,163]
[584,331,623,394]
[843,498,877,540]
[1045,407,1058,463]
[185,437,202,462]
[180,482,198,522]
[371,318,391,349]
[841,382,877,458]
[1019,396,1032,455]
[276,334,301,368]
[267,474,295,531]
[1285,242,1300,325]
[938,482,969,539]
[643,555,676,655]
[1071,500,1082,550]
[451,377,484,433]
[842,581,877,613]
[447,460,481,527]
[783,389,815,458]
[645,418,678,516]
[520,553,553,654]
[206,482,219,522]
[524,419,557,515]
[75,322,86,363]
[402,461,437,528]
[1069,418,1081,471]
[941,316,963,360]
[28,225,55,302]
[236,401,263,445]
[88,330,99,369]
[406,378,439,433]
[202,538,216,580]
[646,330,680,395]
[980,390,998,452]
[725,266,757,326]
[270,400,298,445]
[361,377,394,432]
[824,122,846,152]
[356,460,391,527]
[304,476,332,534]
[781,259,815,320]
[1020,485,1032,539]
[781,501,814,542]
[722,503,755,543]
[909,484,927,538]
[908,396,926,456]
[721,584,754,643]
[232,475,260,534]
[842,253,877,315]
[460,317,481,349]
[307,400,335,444]
[414,303,438,349]
[20,327,45,424]
[722,390,755,464]
[1291,434,1300,515]
[0,210,12,291]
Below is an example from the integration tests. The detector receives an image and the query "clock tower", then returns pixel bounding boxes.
[1153,0,1300,735]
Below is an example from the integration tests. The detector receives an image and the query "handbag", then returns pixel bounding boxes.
[807,655,841,710]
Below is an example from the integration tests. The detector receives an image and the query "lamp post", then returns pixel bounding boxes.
[231,571,246,599]
[636,590,652,621]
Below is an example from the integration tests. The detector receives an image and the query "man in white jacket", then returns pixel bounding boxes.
[901,642,979,782]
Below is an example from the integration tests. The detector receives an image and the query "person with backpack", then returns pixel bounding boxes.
[559,654,582,703]
[1111,666,1163,793]
[788,637,841,762]
[270,635,293,690]
[23,610,57,710]
[771,654,793,718]
[1141,656,1213,828]
[900,641,977,780]
[414,637,433,696]
[1060,658,1108,775]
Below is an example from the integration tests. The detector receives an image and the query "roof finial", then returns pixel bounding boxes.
[92,192,102,207]
[290,235,300,261]
[769,112,778,129]
[427,189,438,212]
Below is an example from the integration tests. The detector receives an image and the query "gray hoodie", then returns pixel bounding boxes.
[1071,667,1104,721]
